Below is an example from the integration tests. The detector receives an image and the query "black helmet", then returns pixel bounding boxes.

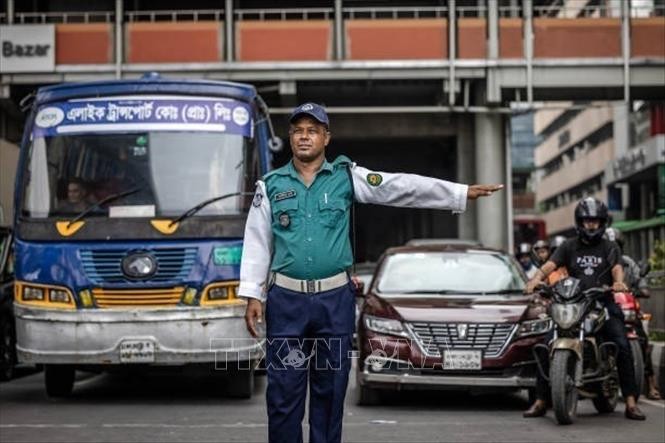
[550,235,567,253]
[603,227,624,251]
[574,197,609,244]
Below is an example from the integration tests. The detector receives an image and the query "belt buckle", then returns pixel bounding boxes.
[306,280,316,294]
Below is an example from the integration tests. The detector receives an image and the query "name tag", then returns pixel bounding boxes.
[274,190,296,201]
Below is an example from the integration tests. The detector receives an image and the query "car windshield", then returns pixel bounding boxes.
[377,251,525,294]
[20,96,258,219]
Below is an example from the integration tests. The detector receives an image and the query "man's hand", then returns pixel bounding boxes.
[467,184,504,200]
[244,298,264,338]
[612,281,629,292]
[525,278,541,294]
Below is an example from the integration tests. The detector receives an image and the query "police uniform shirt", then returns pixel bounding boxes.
[549,237,622,309]
[238,156,469,301]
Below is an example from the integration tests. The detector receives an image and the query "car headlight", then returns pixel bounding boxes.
[364,314,409,337]
[518,318,552,337]
[550,303,585,330]
[622,309,637,322]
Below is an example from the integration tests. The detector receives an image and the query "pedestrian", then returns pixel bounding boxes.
[238,102,503,443]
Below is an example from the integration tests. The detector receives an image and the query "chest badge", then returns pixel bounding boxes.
[279,213,290,227]
[275,190,297,202]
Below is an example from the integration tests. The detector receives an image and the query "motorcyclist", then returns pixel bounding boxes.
[523,197,646,420]
[532,239,550,266]
[604,227,661,400]
[516,242,538,279]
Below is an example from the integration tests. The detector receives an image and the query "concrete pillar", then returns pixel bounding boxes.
[613,102,630,157]
[7,0,14,24]
[473,86,508,250]
[456,115,478,241]
[334,0,344,61]
[115,0,122,79]
[225,0,234,62]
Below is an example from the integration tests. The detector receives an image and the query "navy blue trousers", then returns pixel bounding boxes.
[264,281,356,443]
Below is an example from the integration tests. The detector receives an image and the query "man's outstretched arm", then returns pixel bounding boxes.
[350,164,503,211]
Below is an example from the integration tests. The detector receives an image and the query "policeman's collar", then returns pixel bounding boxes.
[285,158,333,179]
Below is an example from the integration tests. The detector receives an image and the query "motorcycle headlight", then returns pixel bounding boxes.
[364,315,409,337]
[518,318,552,337]
[550,303,585,330]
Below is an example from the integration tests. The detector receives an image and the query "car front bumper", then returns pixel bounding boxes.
[358,355,536,389]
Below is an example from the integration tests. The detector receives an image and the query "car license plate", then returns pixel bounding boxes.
[443,350,482,370]
[120,339,155,363]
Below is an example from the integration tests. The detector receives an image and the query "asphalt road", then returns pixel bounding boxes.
[1,365,663,443]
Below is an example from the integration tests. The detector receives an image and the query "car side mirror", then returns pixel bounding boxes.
[639,261,651,278]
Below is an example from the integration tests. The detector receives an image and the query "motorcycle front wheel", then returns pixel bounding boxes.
[551,350,579,425]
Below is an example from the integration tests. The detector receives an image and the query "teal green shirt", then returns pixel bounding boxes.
[264,156,353,280]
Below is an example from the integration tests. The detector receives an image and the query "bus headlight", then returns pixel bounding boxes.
[23,286,45,301]
[208,287,229,300]
[16,282,75,309]
[49,289,70,303]
[200,281,241,306]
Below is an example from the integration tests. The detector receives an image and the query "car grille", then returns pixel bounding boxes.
[80,248,197,284]
[92,287,185,308]
[407,322,517,358]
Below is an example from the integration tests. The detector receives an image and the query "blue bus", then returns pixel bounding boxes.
[12,74,278,398]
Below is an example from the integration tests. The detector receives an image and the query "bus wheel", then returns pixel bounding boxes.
[226,365,254,399]
[45,365,75,398]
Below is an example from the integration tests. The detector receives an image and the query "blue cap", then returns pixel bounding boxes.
[289,102,329,127]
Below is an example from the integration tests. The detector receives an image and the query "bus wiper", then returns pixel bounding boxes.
[66,187,142,228]
[169,192,255,227]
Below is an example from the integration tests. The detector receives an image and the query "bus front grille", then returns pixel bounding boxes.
[80,248,197,284]
[92,287,185,308]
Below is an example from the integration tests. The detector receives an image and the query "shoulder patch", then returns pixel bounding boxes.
[252,191,263,207]
[366,173,383,187]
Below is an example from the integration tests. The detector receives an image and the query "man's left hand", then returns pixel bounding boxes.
[467,184,504,200]
[612,281,628,292]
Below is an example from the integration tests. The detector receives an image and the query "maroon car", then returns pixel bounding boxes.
[355,241,551,405]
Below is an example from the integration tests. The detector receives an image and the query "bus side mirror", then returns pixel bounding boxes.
[269,136,283,153]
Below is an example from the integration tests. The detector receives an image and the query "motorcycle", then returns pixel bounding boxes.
[533,277,620,425]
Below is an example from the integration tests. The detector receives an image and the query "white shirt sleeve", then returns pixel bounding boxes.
[350,164,468,212]
[238,180,273,302]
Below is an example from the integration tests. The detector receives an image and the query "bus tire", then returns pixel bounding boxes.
[45,365,75,398]
[226,365,254,399]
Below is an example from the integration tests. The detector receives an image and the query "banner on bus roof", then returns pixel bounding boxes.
[32,97,253,138]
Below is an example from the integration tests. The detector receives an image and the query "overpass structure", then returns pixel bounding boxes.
[1,0,664,255]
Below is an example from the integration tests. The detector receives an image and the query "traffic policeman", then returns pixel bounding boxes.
[238,102,503,443]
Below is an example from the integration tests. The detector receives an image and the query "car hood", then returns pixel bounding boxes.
[376,293,539,323]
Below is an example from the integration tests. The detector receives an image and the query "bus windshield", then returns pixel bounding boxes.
[21,131,256,219]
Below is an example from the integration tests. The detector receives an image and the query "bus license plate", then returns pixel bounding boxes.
[120,339,155,363]
[443,350,482,370]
